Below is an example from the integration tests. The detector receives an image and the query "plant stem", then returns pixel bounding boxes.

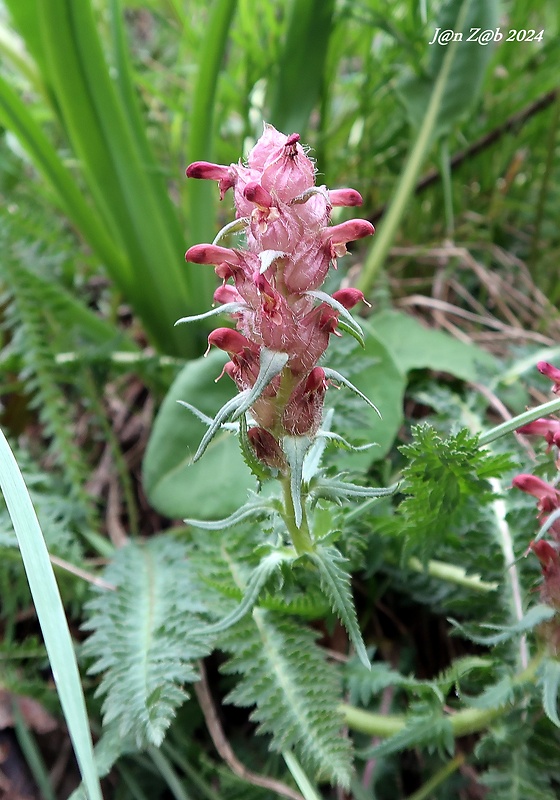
[408,557,498,592]
[340,654,543,739]
[479,397,560,447]
[281,476,314,555]
[406,753,465,800]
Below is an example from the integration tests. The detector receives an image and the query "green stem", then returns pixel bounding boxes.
[440,136,454,239]
[478,397,560,447]
[408,556,498,592]
[341,654,543,739]
[281,476,313,555]
[406,754,465,800]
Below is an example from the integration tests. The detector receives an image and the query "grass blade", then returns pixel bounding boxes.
[0,428,102,800]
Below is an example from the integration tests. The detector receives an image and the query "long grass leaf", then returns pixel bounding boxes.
[0,428,102,800]
[267,0,336,135]
[0,73,126,274]
[36,0,199,355]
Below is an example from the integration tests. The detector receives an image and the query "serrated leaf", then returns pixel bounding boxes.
[364,716,454,759]
[184,498,277,530]
[193,550,292,636]
[309,545,370,670]
[82,537,210,748]
[143,350,253,519]
[221,610,353,787]
[540,659,560,728]
[449,604,556,646]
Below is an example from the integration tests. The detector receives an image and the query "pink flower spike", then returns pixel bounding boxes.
[332,288,368,310]
[185,244,242,267]
[244,182,274,208]
[538,361,560,393]
[328,188,363,207]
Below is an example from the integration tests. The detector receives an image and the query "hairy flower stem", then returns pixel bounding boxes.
[340,653,543,739]
[281,476,313,555]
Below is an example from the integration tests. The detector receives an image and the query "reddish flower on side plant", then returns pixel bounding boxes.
[516,418,560,450]
[512,473,560,540]
[184,123,374,467]
[538,361,560,394]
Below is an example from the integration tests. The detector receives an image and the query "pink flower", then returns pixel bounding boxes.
[184,123,374,464]
[538,361,560,394]
[512,474,560,537]
[516,418,560,450]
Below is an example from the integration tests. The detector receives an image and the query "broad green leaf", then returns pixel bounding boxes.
[0,428,102,800]
[369,308,497,380]
[326,320,406,463]
[143,351,253,520]
[397,0,500,138]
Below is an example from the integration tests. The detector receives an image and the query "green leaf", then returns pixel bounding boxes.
[309,545,370,670]
[193,550,292,636]
[143,351,253,520]
[184,497,277,531]
[397,0,500,138]
[267,0,336,135]
[326,322,406,462]
[369,309,498,380]
[450,604,556,646]
[222,610,353,787]
[82,537,210,748]
[282,436,313,528]
[0,428,102,800]
[540,659,560,728]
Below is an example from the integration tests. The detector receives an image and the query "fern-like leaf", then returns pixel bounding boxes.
[221,610,353,788]
[82,536,210,748]
[309,544,370,670]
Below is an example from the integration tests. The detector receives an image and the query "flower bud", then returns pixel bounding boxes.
[208,328,253,356]
[247,427,286,470]
[185,161,235,199]
[186,244,242,267]
[331,288,367,310]
[328,188,363,207]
